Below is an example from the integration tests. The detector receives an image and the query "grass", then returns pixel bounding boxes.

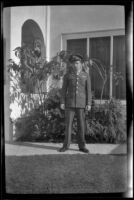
[5,154,127,194]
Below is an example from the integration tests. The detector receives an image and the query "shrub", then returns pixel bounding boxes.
[14,88,66,142]
[9,48,126,143]
[85,98,126,143]
[15,90,126,143]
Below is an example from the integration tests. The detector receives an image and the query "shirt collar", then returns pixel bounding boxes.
[70,66,83,75]
[77,69,83,75]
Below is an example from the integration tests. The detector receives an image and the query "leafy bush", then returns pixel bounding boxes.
[85,98,126,143]
[15,90,126,143]
[9,47,126,143]
[14,88,65,142]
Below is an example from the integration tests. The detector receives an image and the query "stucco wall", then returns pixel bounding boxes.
[10,5,125,60]
[4,6,47,140]
[10,6,47,62]
[50,5,125,58]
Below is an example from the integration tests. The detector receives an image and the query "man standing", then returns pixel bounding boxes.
[59,54,92,153]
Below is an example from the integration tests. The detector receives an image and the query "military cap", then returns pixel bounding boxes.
[69,54,83,63]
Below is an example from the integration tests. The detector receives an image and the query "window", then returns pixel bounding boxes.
[63,29,126,101]
[90,37,110,99]
[113,35,126,100]
[67,38,87,59]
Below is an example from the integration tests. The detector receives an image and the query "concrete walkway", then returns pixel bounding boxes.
[5,142,127,156]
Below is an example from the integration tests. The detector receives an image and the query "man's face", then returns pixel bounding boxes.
[74,60,82,72]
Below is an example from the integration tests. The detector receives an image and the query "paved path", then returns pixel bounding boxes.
[5,142,127,156]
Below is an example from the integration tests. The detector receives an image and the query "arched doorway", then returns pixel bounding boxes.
[21,19,46,94]
[21,19,46,58]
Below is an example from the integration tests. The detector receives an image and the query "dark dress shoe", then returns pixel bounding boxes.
[79,148,89,153]
[59,147,69,152]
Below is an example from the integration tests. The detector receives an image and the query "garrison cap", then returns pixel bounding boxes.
[69,54,83,63]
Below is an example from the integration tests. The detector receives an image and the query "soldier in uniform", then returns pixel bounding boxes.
[59,54,92,153]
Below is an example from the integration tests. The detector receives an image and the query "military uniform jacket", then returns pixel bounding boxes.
[61,68,92,108]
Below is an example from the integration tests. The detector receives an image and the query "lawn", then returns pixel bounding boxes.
[5,154,127,194]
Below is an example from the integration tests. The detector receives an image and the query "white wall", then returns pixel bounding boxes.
[10,5,125,63]
[4,6,47,140]
[10,6,47,62]
[50,5,125,58]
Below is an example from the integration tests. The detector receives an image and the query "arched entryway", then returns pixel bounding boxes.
[21,19,46,94]
[21,19,46,58]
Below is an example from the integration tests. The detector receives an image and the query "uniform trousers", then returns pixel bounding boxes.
[63,108,86,149]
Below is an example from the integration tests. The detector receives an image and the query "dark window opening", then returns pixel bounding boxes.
[90,37,110,99]
[113,35,126,100]
[67,38,87,59]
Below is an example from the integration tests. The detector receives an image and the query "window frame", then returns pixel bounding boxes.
[61,29,126,104]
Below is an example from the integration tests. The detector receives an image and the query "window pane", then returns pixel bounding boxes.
[67,38,87,58]
[113,35,126,100]
[90,37,110,99]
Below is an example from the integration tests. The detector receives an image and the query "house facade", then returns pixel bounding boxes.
[3,5,126,141]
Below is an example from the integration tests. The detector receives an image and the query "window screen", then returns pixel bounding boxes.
[90,37,110,99]
[113,35,126,100]
[67,38,87,59]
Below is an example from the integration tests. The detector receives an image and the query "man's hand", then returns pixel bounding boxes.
[60,104,65,110]
[86,105,91,111]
